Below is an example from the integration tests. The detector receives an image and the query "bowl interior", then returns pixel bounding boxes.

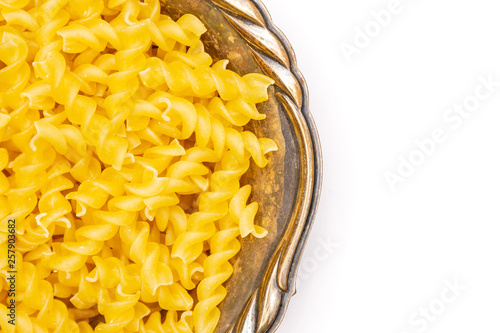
[160,1,301,331]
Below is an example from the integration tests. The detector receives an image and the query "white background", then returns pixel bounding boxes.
[263,0,500,332]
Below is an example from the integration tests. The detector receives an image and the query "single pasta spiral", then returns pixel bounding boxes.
[0,0,277,332]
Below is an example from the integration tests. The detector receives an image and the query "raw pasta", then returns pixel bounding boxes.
[0,0,277,331]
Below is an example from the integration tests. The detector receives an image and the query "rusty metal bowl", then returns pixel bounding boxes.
[160,1,322,332]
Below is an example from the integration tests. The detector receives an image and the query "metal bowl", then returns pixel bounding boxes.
[160,1,322,332]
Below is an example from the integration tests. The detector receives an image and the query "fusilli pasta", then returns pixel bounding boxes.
[0,0,277,332]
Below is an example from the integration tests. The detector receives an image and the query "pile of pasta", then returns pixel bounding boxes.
[0,0,277,331]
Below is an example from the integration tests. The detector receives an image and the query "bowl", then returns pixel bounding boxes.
[160,1,322,332]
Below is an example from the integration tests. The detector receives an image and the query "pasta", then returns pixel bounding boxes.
[0,0,277,332]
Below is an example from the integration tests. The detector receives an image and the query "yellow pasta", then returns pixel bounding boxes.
[0,0,277,332]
